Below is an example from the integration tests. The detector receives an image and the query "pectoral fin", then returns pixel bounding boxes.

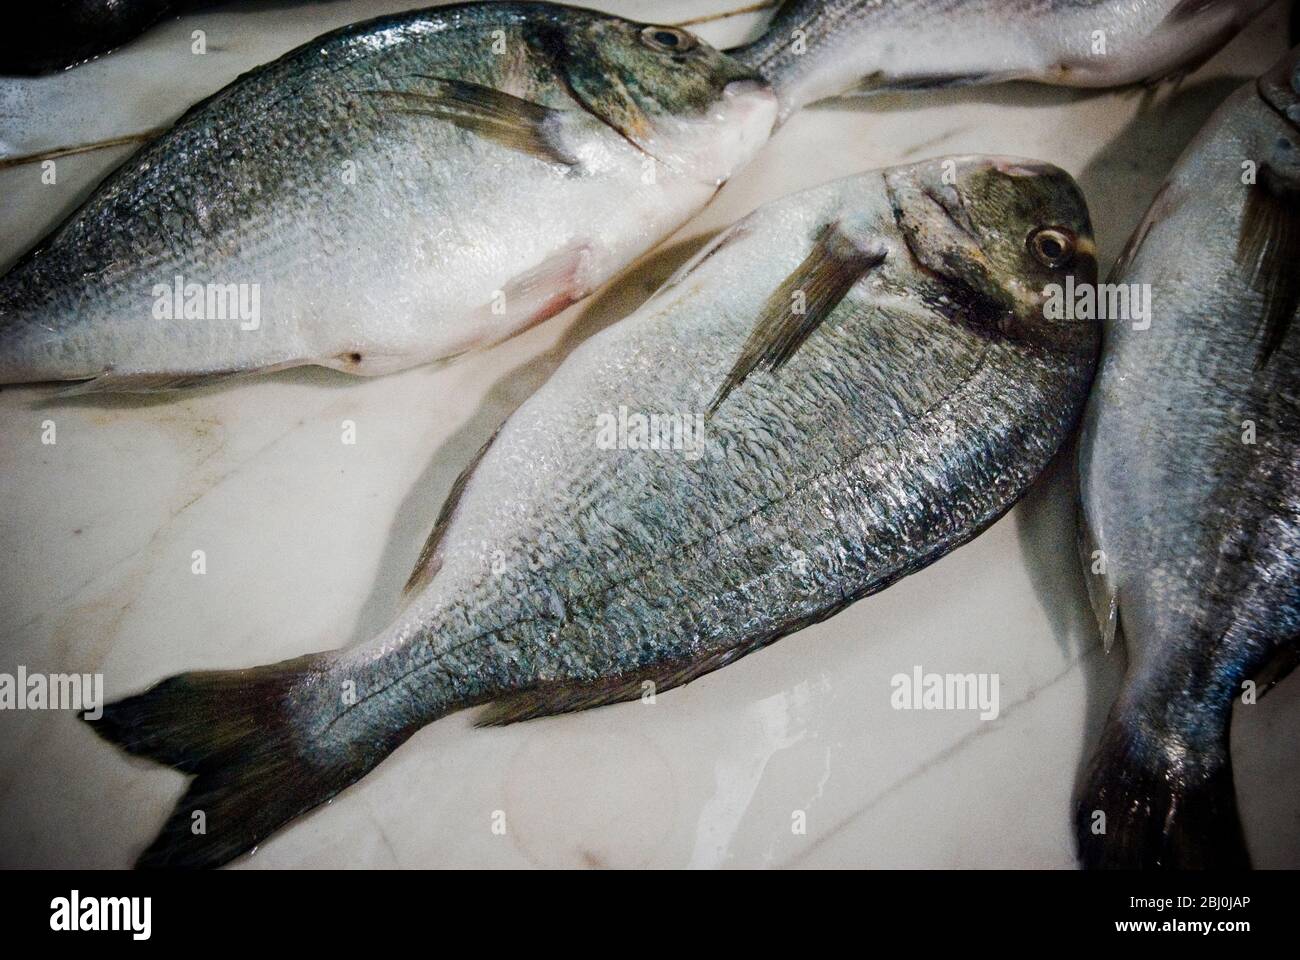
[360,76,578,167]
[709,222,885,414]
[1108,183,1173,282]
[651,221,753,303]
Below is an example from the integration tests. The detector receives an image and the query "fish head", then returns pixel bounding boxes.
[884,155,1098,355]
[546,17,777,184]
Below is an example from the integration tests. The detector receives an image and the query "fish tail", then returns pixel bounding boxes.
[1074,710,1248,870]
[83,652,422,869]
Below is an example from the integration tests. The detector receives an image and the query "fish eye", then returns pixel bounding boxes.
[640,26,697,54]
[1028,227,1075,268]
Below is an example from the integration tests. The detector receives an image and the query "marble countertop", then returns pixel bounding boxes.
[1,0,1297,869]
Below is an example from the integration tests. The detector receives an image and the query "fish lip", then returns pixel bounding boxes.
[663,78,776,185]
[720,77,779,118]
[722,77,773,97]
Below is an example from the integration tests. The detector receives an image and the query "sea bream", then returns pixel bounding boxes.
[85,155,1099,867]
[732,0,1273,121]
[1075,45,1300,869]
[0,3,776,392]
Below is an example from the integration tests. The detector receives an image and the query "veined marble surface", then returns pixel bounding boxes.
[1,0,1297,870]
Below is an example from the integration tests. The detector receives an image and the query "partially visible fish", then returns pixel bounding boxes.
[732,0,1273,121]
[0,0,192,75]
[84,155,1098,867]
[0,3,776,392]
[1075,45,1300,869]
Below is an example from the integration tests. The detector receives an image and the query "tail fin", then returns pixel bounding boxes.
[83,653,416,869]
[1074,714,1249,870]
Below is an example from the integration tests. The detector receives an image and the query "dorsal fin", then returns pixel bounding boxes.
[709,221,885,414]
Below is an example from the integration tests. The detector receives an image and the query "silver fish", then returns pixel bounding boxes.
[0,2,776,392]
[1075,45,1300,869]
[86,155,1098,867]
[733,0,1273,121]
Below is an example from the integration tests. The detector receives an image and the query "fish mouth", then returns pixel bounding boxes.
[669,78,776,185]
[719,78,779,124]
[722,77,774,100]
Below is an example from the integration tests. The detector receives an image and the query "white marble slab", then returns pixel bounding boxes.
[0,0,1296,869]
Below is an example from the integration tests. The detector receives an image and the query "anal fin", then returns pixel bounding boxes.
[403,429,501,598]
[476,644,756,727]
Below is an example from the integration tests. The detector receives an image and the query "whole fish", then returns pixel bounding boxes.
[86,155,1098,867]
[0,3,776,392]
[1075,45,1300,869]
[732,0,1273,121]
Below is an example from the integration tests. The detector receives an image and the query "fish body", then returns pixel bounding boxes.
[1075,46,1300,869]
[87,155,1099,867]
[0,3,775,391]
[734,0,1273,120]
